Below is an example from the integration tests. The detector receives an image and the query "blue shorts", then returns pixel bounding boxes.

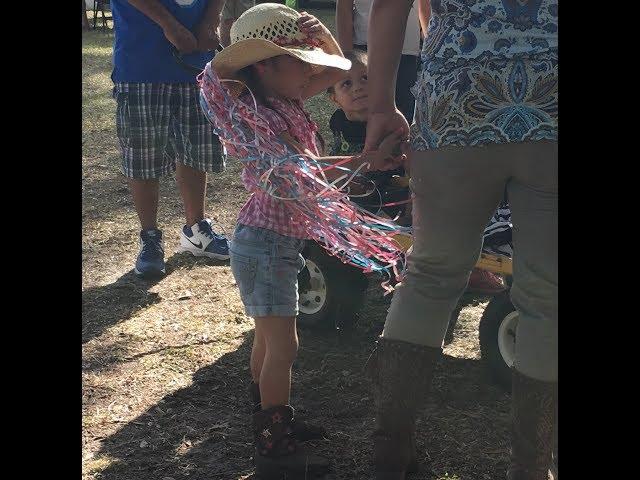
[230,224,306,318]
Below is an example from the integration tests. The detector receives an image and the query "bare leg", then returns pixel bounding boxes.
[254,316,298,409]
[251,327,266,384]
[128,178,160,230]
[175,163,206,227]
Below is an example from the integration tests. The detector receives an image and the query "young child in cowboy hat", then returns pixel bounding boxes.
[202,3,404,477]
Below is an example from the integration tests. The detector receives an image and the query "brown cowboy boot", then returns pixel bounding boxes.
[507,369,557,480]
[406,425,419,474]
[248,382,326,441]
[253,404,329,479]
[367,337,441,480]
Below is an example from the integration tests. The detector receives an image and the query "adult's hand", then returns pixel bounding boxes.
[195,21,220,52]
[365,0,414,157]
[364,108,410,154]
[363,126,409,171]
[163,20,198,54]
[126,0,197,53]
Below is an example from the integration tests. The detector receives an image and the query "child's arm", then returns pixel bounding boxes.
[302,68,350,100]
[336,0,355,52]
[280,132,364,181]
[279,129,406,182]
[297,13,351,99]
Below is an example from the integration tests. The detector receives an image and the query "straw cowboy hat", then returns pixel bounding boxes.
[211,3,351,81]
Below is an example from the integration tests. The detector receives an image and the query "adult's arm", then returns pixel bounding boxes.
[417,0,430,38]
[335,0,355,52]
[364,0,413,155]
[194,0,227,51]
[127,0,198,53]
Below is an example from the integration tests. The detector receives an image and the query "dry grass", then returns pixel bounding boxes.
[82,4,511,479]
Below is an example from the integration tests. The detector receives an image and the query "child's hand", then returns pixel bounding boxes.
[297,12,331,37]
[297,12,340,55]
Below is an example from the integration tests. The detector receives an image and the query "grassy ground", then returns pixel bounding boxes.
[82,5,511,479]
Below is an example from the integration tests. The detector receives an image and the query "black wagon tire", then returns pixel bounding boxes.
[297,242,368,330]
[479,290,518,390]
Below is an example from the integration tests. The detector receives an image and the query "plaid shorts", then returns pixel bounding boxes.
[114,83,225,179]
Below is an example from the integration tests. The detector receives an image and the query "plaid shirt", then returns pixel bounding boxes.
[234,95,319,239]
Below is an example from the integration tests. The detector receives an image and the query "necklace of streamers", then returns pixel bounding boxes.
[198,63,410,292]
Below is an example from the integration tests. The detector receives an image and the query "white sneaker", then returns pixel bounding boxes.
[178,218,230,260]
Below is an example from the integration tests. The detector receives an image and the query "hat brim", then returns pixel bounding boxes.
[211,38,352,81]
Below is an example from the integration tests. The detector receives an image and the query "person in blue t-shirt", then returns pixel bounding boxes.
[111,0,230,278]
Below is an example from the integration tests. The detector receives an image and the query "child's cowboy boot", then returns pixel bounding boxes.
[248,382,326,441]
[507,369,557,480]
[367,337,441,480]
[248,382,261,412]
[253,405,329,478]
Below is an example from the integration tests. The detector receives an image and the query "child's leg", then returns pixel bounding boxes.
[250,326,266,384]
[250,318,328,475]
[254,316,298,409]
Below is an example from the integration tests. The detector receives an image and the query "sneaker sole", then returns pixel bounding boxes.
[177,245,230,261]
[134,267,166,279]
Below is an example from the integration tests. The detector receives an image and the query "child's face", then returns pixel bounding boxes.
[258,55,313,100]
[331,62,368,117]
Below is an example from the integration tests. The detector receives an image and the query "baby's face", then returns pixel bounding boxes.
[332,62,368,118]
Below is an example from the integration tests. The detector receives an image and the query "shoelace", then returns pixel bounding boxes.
[199,221,227,241]
[141,234,163,257]
[199,223,216,241]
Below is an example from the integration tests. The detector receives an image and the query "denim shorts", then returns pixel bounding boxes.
[230,224,306,318]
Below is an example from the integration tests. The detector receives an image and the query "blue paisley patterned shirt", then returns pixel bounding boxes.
[411,0,558,150]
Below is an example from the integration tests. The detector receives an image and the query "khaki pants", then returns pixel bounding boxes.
[382,140,558,382]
